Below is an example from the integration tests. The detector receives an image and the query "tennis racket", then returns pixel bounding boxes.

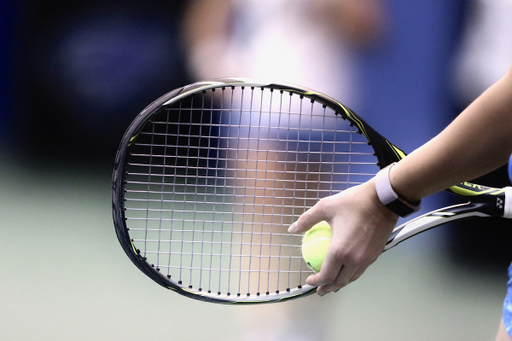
[112,78,512,305]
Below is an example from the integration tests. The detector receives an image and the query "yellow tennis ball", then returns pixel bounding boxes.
[301,221,331,272]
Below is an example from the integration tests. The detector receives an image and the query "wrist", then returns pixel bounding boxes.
[374,163,422,217]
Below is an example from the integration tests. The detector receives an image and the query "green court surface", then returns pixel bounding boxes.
[0,153,506,341]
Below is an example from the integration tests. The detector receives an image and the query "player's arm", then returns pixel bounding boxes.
[391,62,512,203]
[290,61,512,295]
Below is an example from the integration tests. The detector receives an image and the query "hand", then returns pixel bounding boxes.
[289,179,399,295]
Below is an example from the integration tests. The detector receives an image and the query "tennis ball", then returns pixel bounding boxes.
[301,221,331,272]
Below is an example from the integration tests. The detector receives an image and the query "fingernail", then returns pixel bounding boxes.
[288,222,298,233]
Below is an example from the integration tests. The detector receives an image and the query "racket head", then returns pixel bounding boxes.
[112,78,404,304]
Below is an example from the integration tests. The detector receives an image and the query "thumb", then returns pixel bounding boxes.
[288,199,329,234]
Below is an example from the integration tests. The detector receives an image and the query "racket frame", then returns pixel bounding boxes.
[113,78,512,304]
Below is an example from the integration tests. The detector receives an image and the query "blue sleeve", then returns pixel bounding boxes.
[508,154,512,183]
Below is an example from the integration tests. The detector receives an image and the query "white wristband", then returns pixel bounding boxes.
[375,163,421,217]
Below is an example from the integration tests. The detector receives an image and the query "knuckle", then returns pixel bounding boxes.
[315,197,332,215]
[351,252,368,267]
[315,270,337,286]
[330,246,349,264]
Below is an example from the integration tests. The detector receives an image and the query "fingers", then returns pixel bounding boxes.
[288,189,347,234]
[287,188,365,294]
[309,261,369,295]
[287,200,326,234]
[305,240,373,295]
[287,182,396,296]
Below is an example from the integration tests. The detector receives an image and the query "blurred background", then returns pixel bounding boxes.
[1,0,511,340]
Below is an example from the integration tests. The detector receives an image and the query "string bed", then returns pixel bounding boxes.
[122,86,378,298]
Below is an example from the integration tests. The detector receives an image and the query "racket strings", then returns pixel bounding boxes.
[123,86,378,297]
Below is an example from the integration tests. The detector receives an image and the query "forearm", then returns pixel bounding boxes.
[294,61,512,296]
[391,64,512,202]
